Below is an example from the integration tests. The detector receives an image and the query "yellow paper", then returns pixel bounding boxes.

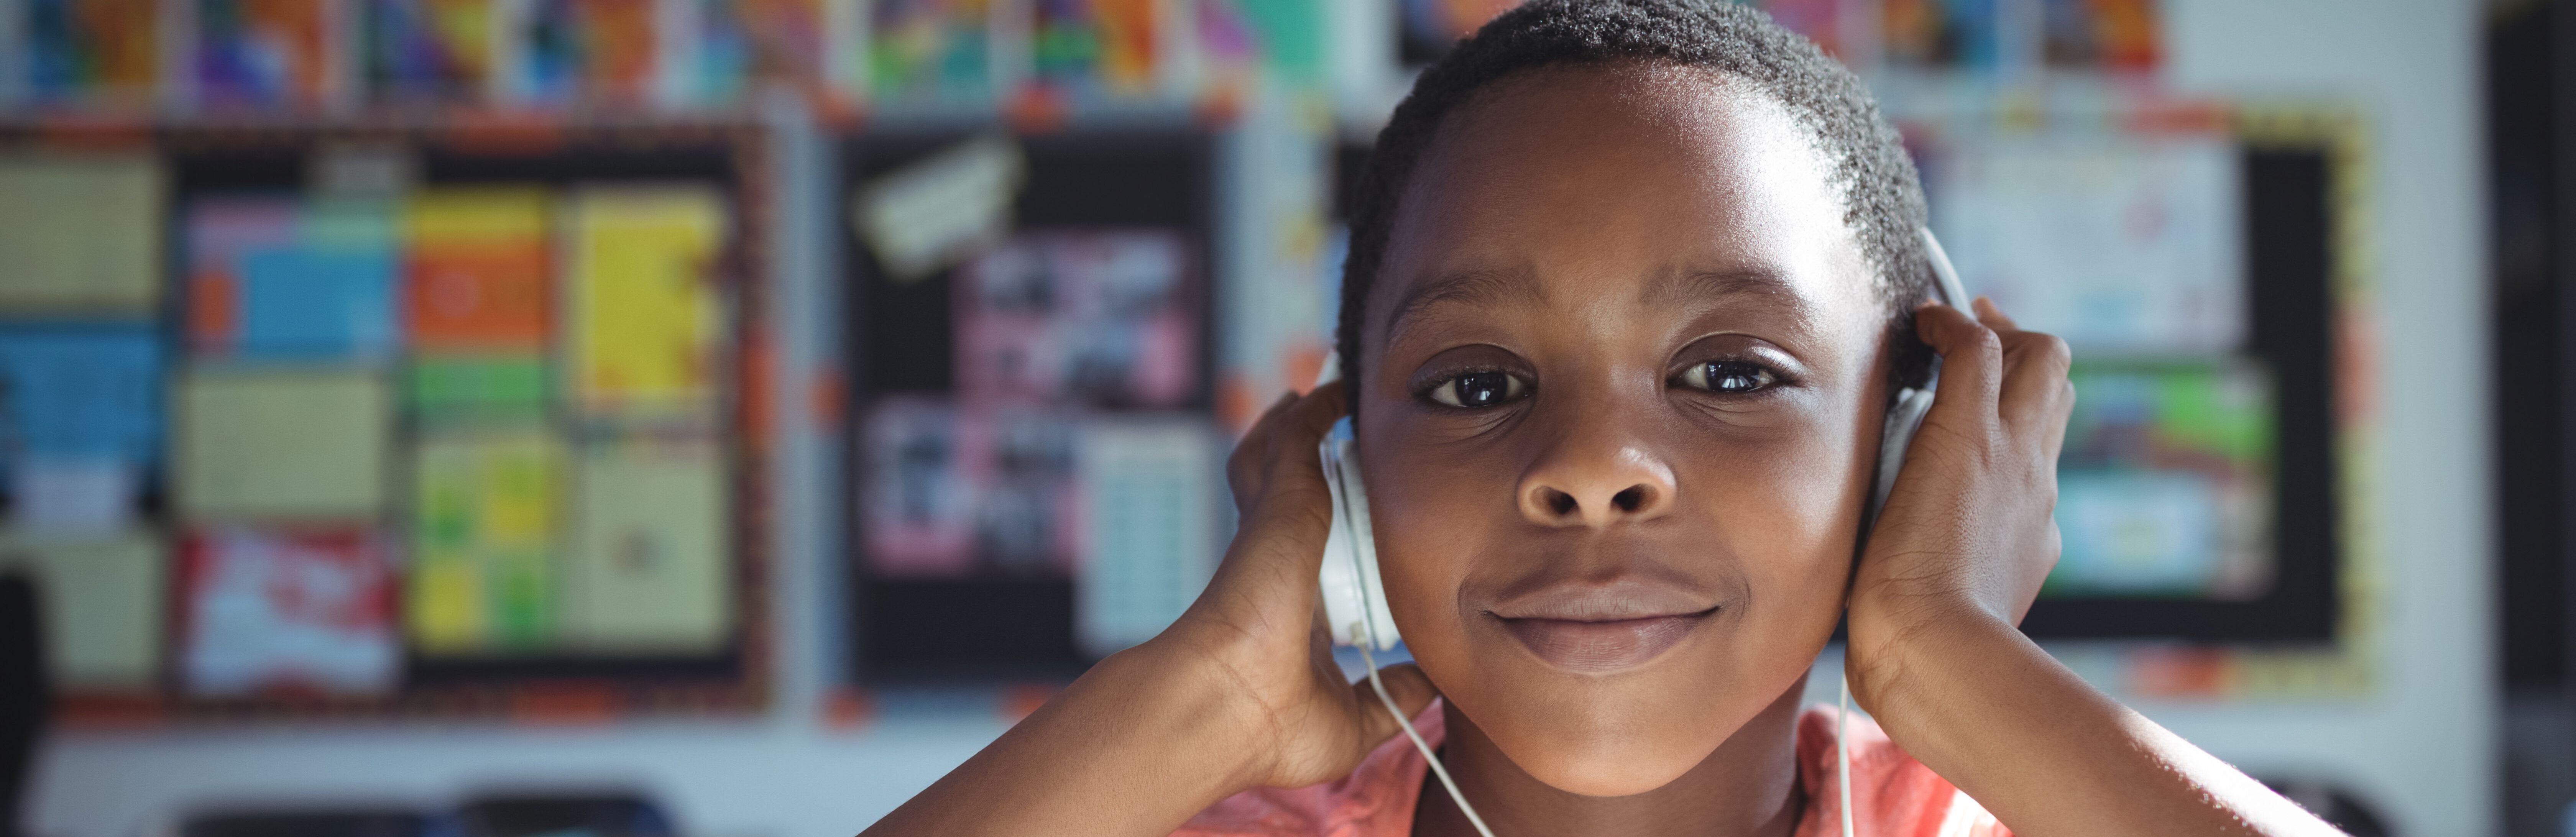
[0,530,165,688]
[407,187,550,245]
[408,428,563,653]
[0,154,163,313]
[176,368,391,521]
[560,440,731,653]
[565,187,726,421]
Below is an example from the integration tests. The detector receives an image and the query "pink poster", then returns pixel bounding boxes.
[954,231,1198,410]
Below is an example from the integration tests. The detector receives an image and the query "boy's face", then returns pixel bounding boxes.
[1356,63,1893,796]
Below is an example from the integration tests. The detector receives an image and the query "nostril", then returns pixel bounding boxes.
[1612,485,1649,512]
[1544,488,1578,517]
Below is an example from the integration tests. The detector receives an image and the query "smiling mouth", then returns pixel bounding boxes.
[1495,607,1718,673]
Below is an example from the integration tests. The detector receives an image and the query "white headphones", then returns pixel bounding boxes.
[1310,228,1970,837]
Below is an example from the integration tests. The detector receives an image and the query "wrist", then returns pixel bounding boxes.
[1109,631,1285,787]
[1843,585,2015,710]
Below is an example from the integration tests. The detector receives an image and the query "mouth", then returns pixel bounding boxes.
[1494,606,1718,673]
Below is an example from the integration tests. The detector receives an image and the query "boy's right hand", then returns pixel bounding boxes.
[1142,381,1441,789]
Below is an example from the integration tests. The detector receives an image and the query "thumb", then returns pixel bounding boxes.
[1350,663,1441,746]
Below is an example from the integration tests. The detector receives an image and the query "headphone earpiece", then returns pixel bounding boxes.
[1317,416,1400,650]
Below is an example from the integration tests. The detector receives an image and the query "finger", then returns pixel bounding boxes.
[1351,663,1441,747]
[1256,381,1350,491]
[1971,296,2022,333]
[1914,302,2004,414]
[1227,390,1306,507]
[2039,378,2075,464]
[1996,330,2073,440]
[1214,382,1350,590]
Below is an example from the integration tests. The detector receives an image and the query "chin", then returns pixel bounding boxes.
[1467,685,1749,798]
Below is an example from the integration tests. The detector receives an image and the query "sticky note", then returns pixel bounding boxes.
[0,324,162,466]
[854,135,1024,282]
[409,428,562,653]
[560,440,730,653]
[178,527,398,697]
[0,530,165,689]
[565,187,727,422]
[176,368,392,522]
[0,154,163,313]
[407,189,551,351]
[408,354,549,422]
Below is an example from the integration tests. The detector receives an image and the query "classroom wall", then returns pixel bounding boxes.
[2131,1,2494,835]
[22,1,2497,835]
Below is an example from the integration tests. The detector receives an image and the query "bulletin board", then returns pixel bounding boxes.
[840,126,1224,685]
[0,118,776,724]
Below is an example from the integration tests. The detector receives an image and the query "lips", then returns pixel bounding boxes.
[1497,609,1715,673]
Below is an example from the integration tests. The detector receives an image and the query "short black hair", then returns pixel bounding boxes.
[1336,0,1934,396]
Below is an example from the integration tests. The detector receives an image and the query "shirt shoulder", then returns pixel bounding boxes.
[1170,702,1442,837]
[1791,705,2013,837]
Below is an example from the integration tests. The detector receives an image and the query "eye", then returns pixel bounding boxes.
[1679,360,1777,394]
[1427,370,1529,408]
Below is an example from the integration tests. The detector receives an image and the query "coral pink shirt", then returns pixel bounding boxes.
[1175,703,2011,837]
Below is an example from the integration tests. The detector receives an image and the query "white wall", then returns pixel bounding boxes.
[23,2,2496,836]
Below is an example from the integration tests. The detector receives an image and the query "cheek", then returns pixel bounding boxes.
[1361,448,1508,639]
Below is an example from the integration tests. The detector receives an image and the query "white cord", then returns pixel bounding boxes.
[1355,632,1497,837]
[1838,672,1855,837]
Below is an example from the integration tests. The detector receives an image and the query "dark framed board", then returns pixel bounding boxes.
[840,126,1221,684]
[0,116,776,724]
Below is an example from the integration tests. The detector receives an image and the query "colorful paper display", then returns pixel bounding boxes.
[2048,361,2273,598]
[565,186,728,422]
[561,441,731,653]
[406,188,552,351]
[1031,0,1162,98]
[512,0,664,105]
[409,354,550,422]
[862,398,978,577]
[0,530,166,688]
[366,0,499,100]
[870,0,995,104]
[694,0,830,101]
[176,368,392,522]
[0,324,163,468]
[0,154,165,313]
[2043,0,2159,70]
[23,0,164,105]
[189,198,404,360]
[409,428,563,653]
[1931,130,2243,355]
[862,400,1085,578]
[178,527,399,696]
[192,0,341,108]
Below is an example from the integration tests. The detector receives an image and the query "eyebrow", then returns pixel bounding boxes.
[1383,267,1546,342]
[1640,266,1803,310]
[1379,262,1820,344]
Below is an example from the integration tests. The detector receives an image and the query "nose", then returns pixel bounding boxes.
[1517,441,1677,528]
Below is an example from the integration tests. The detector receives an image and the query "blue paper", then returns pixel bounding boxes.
[236,247,401,358]
[0,325,163,466]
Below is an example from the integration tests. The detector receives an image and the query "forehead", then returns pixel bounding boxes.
[1370,62,1875,338]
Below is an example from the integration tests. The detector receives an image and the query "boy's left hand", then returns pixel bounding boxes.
[1845,297,2074,703]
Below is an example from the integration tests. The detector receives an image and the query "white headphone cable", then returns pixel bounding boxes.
[1354,629,1497,837]
[1839,671,1855,837]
